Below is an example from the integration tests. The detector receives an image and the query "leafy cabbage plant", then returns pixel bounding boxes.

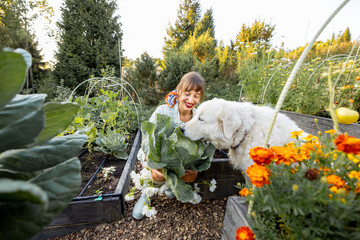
[0,48,87,240]
[94,131,128,159]
[141,114,216,202]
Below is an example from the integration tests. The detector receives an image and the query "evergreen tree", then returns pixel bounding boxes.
[182,29,216,62]
[184,7,217,61]
[158,50,197,93]
[194,8,215,40]
[341,27,351,42]
[53,0,122,94]
[234,19,275,48]
[123,52,161,106]
[0,0,50,93]
[163,0,201,54]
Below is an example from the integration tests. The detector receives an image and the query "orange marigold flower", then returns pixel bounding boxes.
[319,166,331,174]
[325,129,336,135]
[348,171,360,180]
[247,164,271,187]
[356,76,360,81]
[301,141,323,157]
[249,147,274,165]
[290,130,304,139]
[329,186,339,194]
[235,226,256,240]
[334,134,360,155]
[271,146,299,165]
[302,134,319,142]
[239,188,252,198]
[348,153,360,163]
[326,174,346,188]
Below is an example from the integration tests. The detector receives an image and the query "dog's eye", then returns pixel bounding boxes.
[198,116,204,121]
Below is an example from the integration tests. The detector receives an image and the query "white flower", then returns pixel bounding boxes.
[142,205,158,217]
[209,179,217,192]
[140,168,151,179]
[124,194,135,201]
[130,170,138,180]
[143,187,159,197]
[190,192,202,204]
[102,166,116,180]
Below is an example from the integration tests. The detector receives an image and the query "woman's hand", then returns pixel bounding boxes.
[151,168,165,182]
[180,169,198,183]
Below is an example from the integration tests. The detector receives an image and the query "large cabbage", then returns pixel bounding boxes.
[141,114,216,202]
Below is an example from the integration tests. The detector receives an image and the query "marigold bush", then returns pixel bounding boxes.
[238,131,360,239]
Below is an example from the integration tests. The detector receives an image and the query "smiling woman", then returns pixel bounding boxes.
[131,71,207,219]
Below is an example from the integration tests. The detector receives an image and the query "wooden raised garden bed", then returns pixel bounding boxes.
[221,111,360,240]
[31,130,141,240]
[31,111,359,239]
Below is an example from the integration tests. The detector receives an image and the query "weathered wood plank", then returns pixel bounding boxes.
[221,196,249,240]
[198,159,245,199]
[116,129,141,196]
[281,110,360,138]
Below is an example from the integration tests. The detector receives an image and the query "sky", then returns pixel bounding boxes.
[36,0,360,63]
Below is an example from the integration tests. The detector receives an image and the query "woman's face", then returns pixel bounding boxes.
[178,89,201,112]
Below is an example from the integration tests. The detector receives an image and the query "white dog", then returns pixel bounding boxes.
[183,98,306,180]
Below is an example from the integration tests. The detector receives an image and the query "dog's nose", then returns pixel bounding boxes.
[180,127,185,134]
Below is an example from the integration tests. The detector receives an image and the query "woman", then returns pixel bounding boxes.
[133,71,206,219]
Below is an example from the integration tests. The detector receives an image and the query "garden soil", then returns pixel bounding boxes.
[51,152,230,240]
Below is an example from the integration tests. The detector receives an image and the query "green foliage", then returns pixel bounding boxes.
[234,19,275,49]
[0,0,50,93]
[182,29,217,62]
[158,50,197,93]
[63,89,139,154]
[194,8,216,40]
[123,52,162,106]
[141,114,216,202]
[94,131,128,159]
[53,0,122,94]
[163,0,201,53]
[0,49,87,240]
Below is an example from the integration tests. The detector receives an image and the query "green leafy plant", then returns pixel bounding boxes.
[63,88,139,155]
[141,114,216,202]
[0,48,87,240]
[94,131,128,159]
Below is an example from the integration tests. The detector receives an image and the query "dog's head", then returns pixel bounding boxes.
[183,98,255,149]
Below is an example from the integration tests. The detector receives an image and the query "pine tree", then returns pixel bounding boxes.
[53,0,122,94]
[123,52,160,106]
[234,19,275,48]
[163,0,201,54]
[185,7,217,61]
[341,27,351,42]
[194,8,215,39]
[0,0,49,93]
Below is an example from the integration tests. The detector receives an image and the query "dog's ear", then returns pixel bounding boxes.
[218,113,241,139]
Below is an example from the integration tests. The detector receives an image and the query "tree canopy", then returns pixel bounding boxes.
[53,0,123,94]
[0,0,53,93]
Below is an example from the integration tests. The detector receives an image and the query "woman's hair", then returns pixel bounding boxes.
[176,71,205,102]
